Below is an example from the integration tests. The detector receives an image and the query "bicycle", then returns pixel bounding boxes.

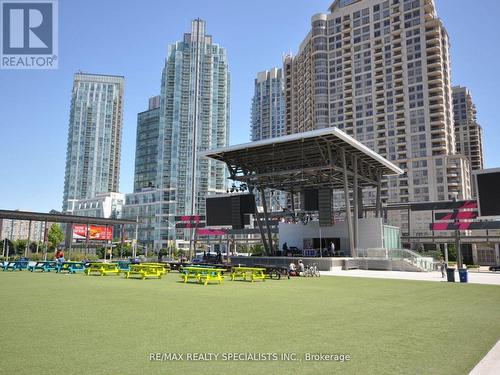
[303,263,320,277]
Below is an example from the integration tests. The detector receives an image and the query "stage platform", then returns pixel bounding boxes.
[230,256,345,272]
[230,256,430,272]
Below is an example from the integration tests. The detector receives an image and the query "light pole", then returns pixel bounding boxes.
[133,215,139,259]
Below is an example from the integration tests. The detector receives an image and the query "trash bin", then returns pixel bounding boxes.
[458,268,468,283]
[446,268,455,282]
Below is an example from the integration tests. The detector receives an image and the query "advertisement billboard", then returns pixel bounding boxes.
[73,225,113,242]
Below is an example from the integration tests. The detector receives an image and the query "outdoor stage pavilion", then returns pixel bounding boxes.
[201,127,403,258]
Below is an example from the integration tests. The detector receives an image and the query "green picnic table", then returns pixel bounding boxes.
[180,266,225,285]
[230,266,266,282]
[85,262,121,276]
[2,261,29,272]
[141,263,170,275]
[28,261,57,272]
[125,264,164,280]
[56,261,86,274]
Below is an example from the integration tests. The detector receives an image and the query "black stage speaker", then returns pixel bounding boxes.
[318,188,333,227]
[476,170,500,217]
[303,189,319,211]
[206,194,255,228]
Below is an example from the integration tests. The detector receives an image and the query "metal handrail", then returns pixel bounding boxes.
[357,248,437,272]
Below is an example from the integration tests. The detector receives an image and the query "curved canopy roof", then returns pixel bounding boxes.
[200,127,403,192]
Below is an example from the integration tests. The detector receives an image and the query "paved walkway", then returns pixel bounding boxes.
[321,269,500,286]
[469,340,500,374]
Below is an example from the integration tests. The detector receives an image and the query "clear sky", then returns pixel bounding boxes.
[0,0,499,212]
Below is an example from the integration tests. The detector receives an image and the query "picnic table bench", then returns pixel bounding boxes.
[125,264,164,280]
[28,261,57,272]
[180,266,225,285]
[2,261,29,271]
[117,261,131,272]
[141,263,170,275]
[254,264,290,280]
[56,261,86,274]
[85,262,121,276]
[230,266,266,282]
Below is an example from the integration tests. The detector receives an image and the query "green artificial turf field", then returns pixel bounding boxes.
[0,270,499,375]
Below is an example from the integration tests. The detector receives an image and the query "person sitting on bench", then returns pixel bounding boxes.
[288,262,297,276]
[298,259,305,275]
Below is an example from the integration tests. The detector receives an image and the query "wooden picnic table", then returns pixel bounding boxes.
[56,261,86,274]
[2,261,29,272]
[125,264,163,280]
[28,261,57,272]
[84,262,121,276]
[181,266,225,285]
[230,266,266,282]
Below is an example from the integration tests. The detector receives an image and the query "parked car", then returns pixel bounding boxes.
[489,265,500,272]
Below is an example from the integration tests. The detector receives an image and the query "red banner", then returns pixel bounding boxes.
[434,211,478,221]
[73,225,113,241]
[196,229,228,236]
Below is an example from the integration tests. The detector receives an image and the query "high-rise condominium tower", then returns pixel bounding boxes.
[62,73,124,213]
[160,19,229,243]
[251,68,286,211]
[134,96,161,192]
[123,19,230,249]
[452,86,484,172]
[284,0,471,236]
[251,68,285,141]
[122,97,162,246]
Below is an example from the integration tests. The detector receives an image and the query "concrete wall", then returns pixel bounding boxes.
[278,218,384,255]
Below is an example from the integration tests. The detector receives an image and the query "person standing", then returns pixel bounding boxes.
[282,242,289,256]
[330,241,336,257]
[440,258,447,278]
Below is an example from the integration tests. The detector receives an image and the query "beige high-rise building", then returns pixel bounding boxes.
[452,86,484,173]
[1,219,47,242]
[283,0,471,237]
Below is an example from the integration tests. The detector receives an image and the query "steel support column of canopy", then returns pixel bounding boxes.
[260,187,275,255]
[353,156,359,256]
[341,149,355,257]
[375,170,382,218]
[251,187,270,255]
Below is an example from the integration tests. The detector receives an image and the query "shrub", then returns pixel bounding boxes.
[420,250,443,260]
[67,253,99,261]
[28,253,44,261]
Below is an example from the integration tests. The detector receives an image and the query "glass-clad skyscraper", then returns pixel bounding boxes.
[158,19,230,243]
[124,20,230,249]
[251,68,285,141]
[134,96,161,192]
[62,73,124,213]
[251,68,286,211]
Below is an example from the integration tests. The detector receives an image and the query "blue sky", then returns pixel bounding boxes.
[0,0,499,212]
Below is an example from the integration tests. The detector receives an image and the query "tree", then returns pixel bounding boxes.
[2,239,14,259]
[13,239,28,256]
[47,224,64,251]
[113,243,133,258]
[446,244,457,262]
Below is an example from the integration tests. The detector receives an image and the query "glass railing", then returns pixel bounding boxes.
[357,248,437,272]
